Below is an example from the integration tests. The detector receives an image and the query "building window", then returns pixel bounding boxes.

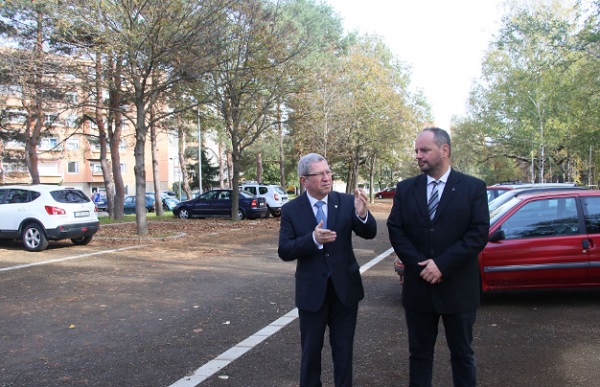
[38,161,60,176]
[91,163,103,175]
[65,114,78,128]
[6,110,26,124]
[4,163,28,173]
[66,138,79,151]
[39,137,60,150]
[65,92,78,104]
[67,161,79,173]
[120,163,126,173]
[44,113,58,125]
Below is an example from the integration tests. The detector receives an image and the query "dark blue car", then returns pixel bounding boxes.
[173,189,268,220]
[93,192,108,212]
[123,195,156,214]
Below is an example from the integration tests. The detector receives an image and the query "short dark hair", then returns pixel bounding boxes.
[422,127,451,157]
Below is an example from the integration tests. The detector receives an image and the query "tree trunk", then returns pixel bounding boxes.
[230,133,241,222]
[134,102,148,236]
[150,118,163,215]
[227,150,233,189]
[177,117,192,199]
[277,102,285,187]
[108,55,125,219]
[95,52,115,217]
[26,10,44,185]
[256,153,263,183]
[218,140,225,188]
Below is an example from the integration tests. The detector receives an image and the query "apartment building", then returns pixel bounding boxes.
[0,52,178,197]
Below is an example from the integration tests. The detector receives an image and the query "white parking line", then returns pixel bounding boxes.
[0,245,147,273]
[168,247,395,387]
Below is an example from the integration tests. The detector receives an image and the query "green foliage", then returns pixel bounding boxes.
[460,0,600,186]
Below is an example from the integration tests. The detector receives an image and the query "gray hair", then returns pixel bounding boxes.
[422,127,451,157]
[298,153,326,177]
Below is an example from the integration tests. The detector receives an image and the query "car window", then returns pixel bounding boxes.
[500,197,580,239]
[7,189,31,203]
[487,189,510,202]
[259,187,268,195]
[244,187,257,195]
[218,191,230,200]
[124,196,135,204]
[0,188,6,204]
[273,186,286,194]
[51,189,90,203]
[582,196,600,234]
[201,191,219,200]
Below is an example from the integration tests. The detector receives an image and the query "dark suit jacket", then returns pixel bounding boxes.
[387,169,489,314]
[278,191,377,312]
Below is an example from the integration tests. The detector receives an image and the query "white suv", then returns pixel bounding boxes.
[0,185,100,251]
[240,183,288,217]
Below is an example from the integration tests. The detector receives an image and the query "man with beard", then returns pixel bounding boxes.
[387,128,489,387]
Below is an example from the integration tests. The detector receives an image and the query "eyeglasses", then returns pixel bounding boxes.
[304,170,333,178]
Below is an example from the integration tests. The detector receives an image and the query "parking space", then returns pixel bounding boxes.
[0,239,146,272]
[1,212,600,386]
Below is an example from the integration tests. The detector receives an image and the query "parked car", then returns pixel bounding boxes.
[0,185,100,251]
[162,197,179,211]
[239,183,288,217]
[488,186,588,212]
[394,189,600,293]
[375,187,396,199]
[173,189,268,220]
[123,194,156,214]
[93,192,108,212]
[487,182,577,203]
[145,192,179,211]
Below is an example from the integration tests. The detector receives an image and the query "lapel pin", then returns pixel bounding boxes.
[335,205,338,208]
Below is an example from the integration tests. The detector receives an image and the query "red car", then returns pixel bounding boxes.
[395,189,600,292]
[375,187,396,199]
[487,182,577,203]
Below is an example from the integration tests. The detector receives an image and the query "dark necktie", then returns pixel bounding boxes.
[428,181,439,220]
[315,200,327,228]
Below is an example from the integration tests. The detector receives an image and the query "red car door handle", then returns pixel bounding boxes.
[582,239,593,253]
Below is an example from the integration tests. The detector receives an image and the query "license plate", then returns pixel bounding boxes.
[74,211,89,218]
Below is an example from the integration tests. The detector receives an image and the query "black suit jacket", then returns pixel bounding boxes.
[278,191,377,312]
[387,169,489,314]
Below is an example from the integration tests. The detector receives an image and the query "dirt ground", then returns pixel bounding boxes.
[95,201,394,246]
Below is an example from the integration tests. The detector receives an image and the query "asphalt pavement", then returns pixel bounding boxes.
[1,213,599,387]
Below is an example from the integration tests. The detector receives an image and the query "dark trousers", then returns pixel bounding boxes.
[405,307,477,387]
[298,279,358,387]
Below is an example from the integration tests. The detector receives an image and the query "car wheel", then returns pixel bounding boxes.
[235,208,245,220]
[178,208,190,219]
[376,194,382,199]
[22,223,49,252]
[269,207,281,217]
[72,236,93,245]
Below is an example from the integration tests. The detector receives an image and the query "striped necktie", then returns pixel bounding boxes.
[315,200,327,228]
[428,181,440,220]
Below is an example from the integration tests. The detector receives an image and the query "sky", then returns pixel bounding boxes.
[324,0,505,130]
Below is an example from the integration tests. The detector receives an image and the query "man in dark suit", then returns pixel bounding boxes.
[278,153,377,387]
[387,128,489,387]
